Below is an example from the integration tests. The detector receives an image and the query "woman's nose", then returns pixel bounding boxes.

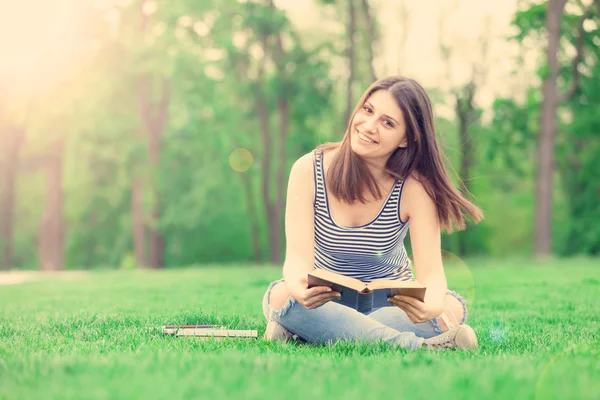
[363,117,377,132]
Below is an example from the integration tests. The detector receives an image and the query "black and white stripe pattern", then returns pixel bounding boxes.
[313,149,413,283]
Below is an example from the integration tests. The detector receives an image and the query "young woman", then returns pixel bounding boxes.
[261,76,483,350]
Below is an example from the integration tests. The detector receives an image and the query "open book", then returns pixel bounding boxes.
[307,269,426,313]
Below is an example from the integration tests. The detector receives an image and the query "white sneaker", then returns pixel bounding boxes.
[422,324,478,350]
[264,321,297,342]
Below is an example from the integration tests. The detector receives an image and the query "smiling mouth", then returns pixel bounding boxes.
[357,130,378,144]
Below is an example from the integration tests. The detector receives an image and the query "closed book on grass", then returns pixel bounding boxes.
[307,269,426,313]
[162,326,258,339]
[162,325,225,334]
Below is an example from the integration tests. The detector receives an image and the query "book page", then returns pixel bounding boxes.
[388,287,426,302]
[308,268,367,292]
[367,279,425,290]
[368,279,426,302]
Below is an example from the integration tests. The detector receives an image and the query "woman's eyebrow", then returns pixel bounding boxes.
[365,102,400,125]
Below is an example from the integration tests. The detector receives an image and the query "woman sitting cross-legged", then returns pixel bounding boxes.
[261,76,483,350]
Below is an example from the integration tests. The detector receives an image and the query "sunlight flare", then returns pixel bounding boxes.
[229,148,254,172]
[0,0,94,96]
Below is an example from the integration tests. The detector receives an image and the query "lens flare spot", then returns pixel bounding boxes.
[441,250,476,308]
[229,148,253,172]
[490,327,508,344]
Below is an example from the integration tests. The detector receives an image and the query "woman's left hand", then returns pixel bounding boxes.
[388,295,444,324]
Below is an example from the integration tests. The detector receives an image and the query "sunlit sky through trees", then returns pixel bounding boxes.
[0,0,535,119]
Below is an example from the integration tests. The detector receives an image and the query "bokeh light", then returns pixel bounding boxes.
[229,148,254,172]
[489,322,509,345]
[440,250,476,308]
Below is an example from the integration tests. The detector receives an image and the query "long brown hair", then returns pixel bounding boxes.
[318,76,483,232]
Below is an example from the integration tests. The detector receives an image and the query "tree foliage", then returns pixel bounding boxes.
[1,0,600,270]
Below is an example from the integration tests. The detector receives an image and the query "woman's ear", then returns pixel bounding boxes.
[398,139,408,149]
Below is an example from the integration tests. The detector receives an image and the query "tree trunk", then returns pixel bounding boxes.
[0,126,25,270]
[344,0,357,127]
[458,112,473,195]
[251,1,292,265]
[86,211,98,269]
[271,96,287,265]
[457,82,476,193]
[272,29,289,265]
[134,1,169,268]
[535,0,567,258]
[145,80,169,269]
[360,0,377,83]
[131,175,147,267]
[149,204,164,268]
[240,172,263,262]
[232,50,264,263]
[253,30,283,265]
[455,82,476,256]
[132,3,149,268]
[38,142,65,271]
[255,85,277,264]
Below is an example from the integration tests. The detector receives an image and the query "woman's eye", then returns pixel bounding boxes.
[363,106,371,113]
[384,120,393,128]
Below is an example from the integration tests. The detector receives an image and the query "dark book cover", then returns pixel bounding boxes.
[308,268,426,313]
[334,287,396,313]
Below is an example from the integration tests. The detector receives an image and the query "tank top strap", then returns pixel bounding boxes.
[313,148,326,209]
[385,179,403,219]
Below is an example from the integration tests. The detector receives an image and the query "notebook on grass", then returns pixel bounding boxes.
[162,325,258,339]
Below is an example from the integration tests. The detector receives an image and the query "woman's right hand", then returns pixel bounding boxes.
[286,275,341,309]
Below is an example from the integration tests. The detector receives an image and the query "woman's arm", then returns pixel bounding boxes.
[397,176,447,317]
[281,152,340,309]
[282,153,316,287]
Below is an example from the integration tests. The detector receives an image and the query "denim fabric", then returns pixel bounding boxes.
[262,279,469,350]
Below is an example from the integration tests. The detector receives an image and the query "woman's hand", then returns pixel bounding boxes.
[286,275,341,309]
[388,295,444,324]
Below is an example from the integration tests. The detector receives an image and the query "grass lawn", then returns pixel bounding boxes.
[1,258,599,399]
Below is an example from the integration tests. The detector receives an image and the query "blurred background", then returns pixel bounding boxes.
[0,0,598,271]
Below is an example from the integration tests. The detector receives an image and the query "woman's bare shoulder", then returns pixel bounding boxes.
[291,151,316,173]
[287,151,318,190]
[402,172,433,204]
[292,145,339,173]
[286,151,318,205]
[318,144,341,171]
[400,172,438,226]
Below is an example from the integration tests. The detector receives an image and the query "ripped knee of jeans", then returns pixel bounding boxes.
[430,317,445,334]
[262,279,296,321]
[446,289,468,325]
[430,290,469,334]
[270,296,296,321]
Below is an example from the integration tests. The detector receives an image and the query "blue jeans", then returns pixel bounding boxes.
[262,279,468,349]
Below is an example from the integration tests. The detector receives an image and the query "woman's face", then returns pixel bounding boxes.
[350,89,408,160]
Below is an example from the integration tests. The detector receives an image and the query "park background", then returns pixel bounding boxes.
[1,0,599,271]
[0,0,599,399]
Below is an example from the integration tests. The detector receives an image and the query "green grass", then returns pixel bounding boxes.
[1,258,599,400]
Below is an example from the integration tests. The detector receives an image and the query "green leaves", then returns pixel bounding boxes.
[510,1,547,41]
[495,0,600,256]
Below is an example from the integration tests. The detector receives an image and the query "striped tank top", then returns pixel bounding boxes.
[313,149,413,283]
